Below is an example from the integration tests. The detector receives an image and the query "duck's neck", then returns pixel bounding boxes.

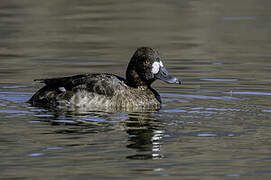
[126,68,145,87]
[126,56,155,87]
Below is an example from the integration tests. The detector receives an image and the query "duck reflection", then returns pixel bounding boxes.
[30,107,165,160]
[125,115,164,160]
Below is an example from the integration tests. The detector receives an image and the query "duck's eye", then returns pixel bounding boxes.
[145,60,151,65]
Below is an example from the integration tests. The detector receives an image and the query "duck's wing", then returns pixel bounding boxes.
[28,74,89,105]
[34,74,88,90]
[35,74,123,97]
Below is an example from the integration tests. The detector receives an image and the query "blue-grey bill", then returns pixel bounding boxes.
[155,67,181,84]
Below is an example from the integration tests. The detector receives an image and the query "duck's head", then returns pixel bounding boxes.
[126,47,181,87]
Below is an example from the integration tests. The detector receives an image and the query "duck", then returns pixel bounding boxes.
[28,47,181,112]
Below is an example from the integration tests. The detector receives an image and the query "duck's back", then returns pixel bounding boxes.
[28,73,161,111]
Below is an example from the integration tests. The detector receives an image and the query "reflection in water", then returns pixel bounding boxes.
[125,116,164,160]
[29,106,165,160]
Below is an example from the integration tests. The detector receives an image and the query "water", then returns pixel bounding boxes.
[1,0,271,179]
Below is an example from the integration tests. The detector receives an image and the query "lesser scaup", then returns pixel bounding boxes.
[28,47,181,111]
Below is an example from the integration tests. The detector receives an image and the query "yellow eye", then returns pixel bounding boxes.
[145,60,151,65]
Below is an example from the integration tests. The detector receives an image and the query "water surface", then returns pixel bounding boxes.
[1,0,271,179]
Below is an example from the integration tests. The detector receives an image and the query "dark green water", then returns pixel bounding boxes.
[1,1,271,179]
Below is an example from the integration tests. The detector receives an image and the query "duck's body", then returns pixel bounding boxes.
[29,73,161,111]
[28,47,181,112]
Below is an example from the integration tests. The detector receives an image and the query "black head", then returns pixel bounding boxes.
[126,47,181,87]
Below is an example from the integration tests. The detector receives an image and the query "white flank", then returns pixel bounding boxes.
[59,87,66,92]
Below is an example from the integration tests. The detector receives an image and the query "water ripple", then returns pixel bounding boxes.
[222,16,256,21]
[0,85,28,89]
[224,91,271,96]
[0,109,32,114]
[162,109,186,113]
[262,110,271,113]
[80,118,119,123]
[47,147,63,150]
[162,93,241,100]
[191,107,241,112]
[200,78,239,82]
[27,153,45,157]
[52,120,76,124]
[197,133,217,137]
